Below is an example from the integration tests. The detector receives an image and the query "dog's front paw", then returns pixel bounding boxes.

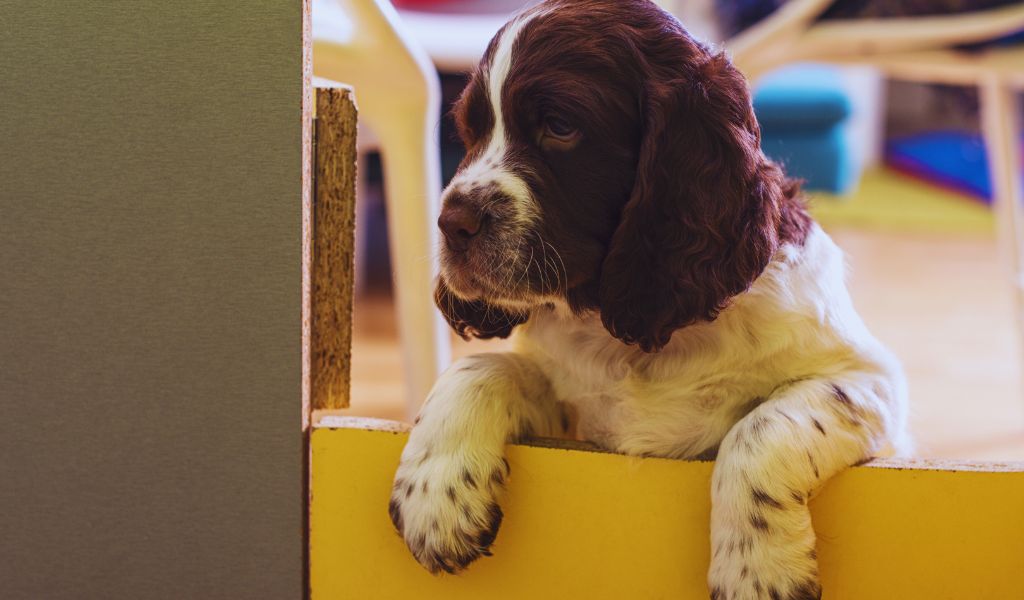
[388,447,510,574]
[708,531,820,600]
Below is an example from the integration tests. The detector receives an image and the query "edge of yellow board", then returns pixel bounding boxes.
[310,417,1024,600]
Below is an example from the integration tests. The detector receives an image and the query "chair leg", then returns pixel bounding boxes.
[353,152,371,297]
[979,78,1024,373]
[375,105,451,418]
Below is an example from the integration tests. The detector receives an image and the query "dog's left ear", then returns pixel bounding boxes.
[599,42,785,352]
[434,277,529,340]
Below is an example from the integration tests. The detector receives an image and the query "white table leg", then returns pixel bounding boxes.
[980,77,1024,367]
[375,106,450,418]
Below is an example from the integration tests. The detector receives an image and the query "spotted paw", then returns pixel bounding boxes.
[708,533,820,600]
[710,580,820,600]
[388,448,511,574]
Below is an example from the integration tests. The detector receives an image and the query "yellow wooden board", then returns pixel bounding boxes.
[310,417,1024,599]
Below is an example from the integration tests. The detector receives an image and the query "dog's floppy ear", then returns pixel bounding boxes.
[434,277,528,340]
[599,44,784,352]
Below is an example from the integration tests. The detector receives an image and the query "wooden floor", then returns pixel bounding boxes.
[346,226,1024,462]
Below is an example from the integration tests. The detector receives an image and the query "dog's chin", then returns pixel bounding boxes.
[441,264,539,313]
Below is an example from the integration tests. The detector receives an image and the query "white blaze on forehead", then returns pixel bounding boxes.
[485,11,534,152]
[445,8,546,225]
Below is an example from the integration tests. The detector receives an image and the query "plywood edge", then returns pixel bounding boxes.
[309,86,357,411]
[312,414,1024,473]
[301,0,314,433]
[312,78,354,93]
[316,415,412,434]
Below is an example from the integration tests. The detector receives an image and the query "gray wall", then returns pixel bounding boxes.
[0,2,305,598]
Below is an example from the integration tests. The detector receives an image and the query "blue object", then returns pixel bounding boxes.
[753,65,856,193]
[886,130,1024,203]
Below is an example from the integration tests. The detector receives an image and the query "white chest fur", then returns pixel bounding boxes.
[511,225,902,458]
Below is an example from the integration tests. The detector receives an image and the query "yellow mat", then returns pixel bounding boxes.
[810,168,995,236]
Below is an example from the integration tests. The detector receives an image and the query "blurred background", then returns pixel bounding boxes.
[314,0,1024,460]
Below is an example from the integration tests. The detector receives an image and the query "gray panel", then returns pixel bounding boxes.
[0,2,304,598]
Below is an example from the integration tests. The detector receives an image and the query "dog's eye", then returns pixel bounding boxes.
[542,115,578,141]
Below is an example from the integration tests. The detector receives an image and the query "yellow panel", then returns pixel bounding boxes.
[310,419,1024,600]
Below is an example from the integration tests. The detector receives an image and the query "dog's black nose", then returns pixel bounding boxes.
[438,203,483,253]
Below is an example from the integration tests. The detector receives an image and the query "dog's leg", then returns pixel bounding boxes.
[388,352,562,574]
[708,376,901,600]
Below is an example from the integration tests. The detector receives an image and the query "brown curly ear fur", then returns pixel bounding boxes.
[598,22,808,352]
[434,278,529,340]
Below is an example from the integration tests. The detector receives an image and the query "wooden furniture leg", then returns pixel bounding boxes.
[980,78,1024,365]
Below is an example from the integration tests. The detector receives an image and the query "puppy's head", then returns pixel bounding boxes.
[436,0,806,350]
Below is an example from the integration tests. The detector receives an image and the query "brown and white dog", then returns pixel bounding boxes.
[388,1,909,598]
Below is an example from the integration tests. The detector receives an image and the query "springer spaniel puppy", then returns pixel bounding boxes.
[388,1,910,598]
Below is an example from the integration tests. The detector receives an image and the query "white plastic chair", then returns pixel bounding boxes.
[728,0,1024,77]
[394,0,701,73]
[313,0,450,416]
[726,0,1024,368]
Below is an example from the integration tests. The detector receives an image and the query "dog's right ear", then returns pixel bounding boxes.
[434,277,528,340]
